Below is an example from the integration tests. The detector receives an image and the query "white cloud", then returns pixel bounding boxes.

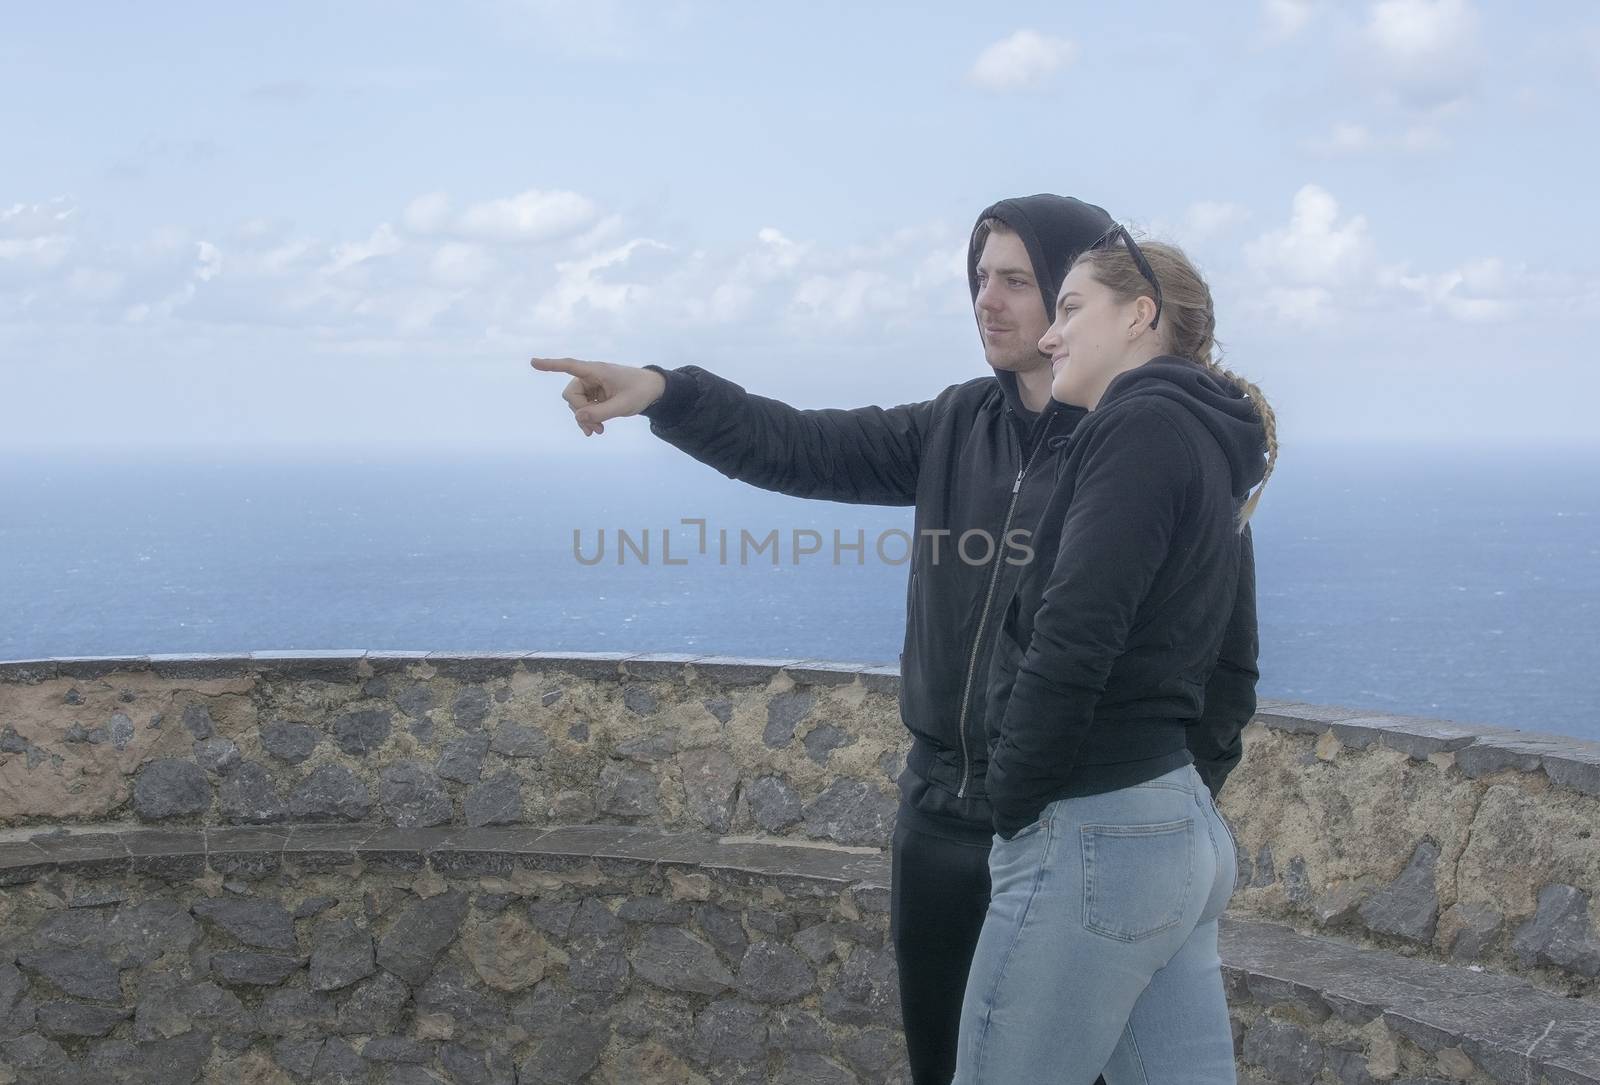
[429,243,496,287]
[1245,184,1374,288]
[195,242,223,282]
[0,199,76,273]
[1,198,75,238]
[1263,0,1319,40]
[533,238,670,328]
[402,192,452,234]
[0,234,73,269]
[405,189,598,244]
[1363,0,1481,109]
[323,224,403,278]
[1378,258,1589,323]
[0,190,974,349]
[792,270,904,324]
[1238,184,1591,328]
[1382,259,1513,321]
[969,31,1076,91]
[458,189,587,241]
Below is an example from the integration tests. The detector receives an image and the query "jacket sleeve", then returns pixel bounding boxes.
[1188,523,1259,798]
[987,405,1196,836]
[639,364,936,507]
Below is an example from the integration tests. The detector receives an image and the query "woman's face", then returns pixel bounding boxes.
[1039,262,1152,409]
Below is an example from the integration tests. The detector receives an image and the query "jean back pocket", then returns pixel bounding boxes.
[1080,819,1194,942]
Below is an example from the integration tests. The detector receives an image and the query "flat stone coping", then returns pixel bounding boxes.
[1223,917,1600,1083]
[2,650,1596,796]
[0,822,892,895]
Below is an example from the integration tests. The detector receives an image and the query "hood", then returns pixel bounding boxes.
[1066,356,1268,501]
[966,195,1114,421]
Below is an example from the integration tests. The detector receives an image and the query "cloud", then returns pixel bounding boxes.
[1362,0,1482,110]
[0,186,975,356]
[0,199,77,281]
[1237,184,1591,328]
[533,238,672,329]
[1380,258,1514,321]
[429,243,497,287]
[323,224,404,278]
[403,189,599,244]
[969,31,1076,91]
[403,193,452,234]
[1,199,75,238]
[1240,185,1376,325]
[459,190,598,243]
[1378,258,1590,323]
[1245,184,1374,288]
[793,270,904,324]
[1263,0,1320,40]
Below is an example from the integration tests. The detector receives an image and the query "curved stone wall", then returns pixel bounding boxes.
[3,651,1599,1084]
[1,822,896,1085]
[0,653,904,847]
[1222,702,1600,996]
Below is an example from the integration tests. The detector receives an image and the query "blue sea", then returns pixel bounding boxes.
[2,445,1597,742]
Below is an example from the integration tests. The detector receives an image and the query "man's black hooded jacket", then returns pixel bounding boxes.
[638,195,1259,844]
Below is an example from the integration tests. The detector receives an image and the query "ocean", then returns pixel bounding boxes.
[2,444,1596,741]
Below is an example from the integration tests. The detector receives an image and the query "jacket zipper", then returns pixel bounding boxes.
[955,409,1055,799]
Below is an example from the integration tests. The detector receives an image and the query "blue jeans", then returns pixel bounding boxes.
[951,763,1238,1084]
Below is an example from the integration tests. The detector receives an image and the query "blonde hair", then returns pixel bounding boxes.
[1072,239,1278,528]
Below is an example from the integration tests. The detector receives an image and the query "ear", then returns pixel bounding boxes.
[1126,295,1158,337]
[1132,296,1158,334]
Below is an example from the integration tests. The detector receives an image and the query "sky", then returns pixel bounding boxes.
[3,0,1599,457]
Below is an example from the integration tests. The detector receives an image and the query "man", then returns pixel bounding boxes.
[533,195,1257,1085]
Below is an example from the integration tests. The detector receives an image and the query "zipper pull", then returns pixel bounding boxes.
[1012,470,1024,494]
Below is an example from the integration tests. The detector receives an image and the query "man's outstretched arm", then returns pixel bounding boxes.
[533,357,939,507]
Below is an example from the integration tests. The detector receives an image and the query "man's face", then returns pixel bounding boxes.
[974,228,1051,372]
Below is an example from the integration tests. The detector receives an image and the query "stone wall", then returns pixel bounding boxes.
[0,823,899,1085]
[0,653,905,846]
[3,650,1599,1085]
[1220,703,1600,996]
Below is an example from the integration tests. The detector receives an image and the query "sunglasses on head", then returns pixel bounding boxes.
[1091,224,1162,331]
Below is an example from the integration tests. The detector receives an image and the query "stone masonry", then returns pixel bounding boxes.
[2,651,1598,1084]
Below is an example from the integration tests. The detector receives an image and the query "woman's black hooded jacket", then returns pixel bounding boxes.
[982,356,1267,838]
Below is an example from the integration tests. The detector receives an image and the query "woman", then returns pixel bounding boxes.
[950,229,1277,1084]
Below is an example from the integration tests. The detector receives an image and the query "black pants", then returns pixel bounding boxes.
[890,819,1107,1085]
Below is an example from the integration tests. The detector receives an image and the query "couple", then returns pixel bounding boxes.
[533,193,1275,1085]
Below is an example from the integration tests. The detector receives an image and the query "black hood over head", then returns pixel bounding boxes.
[1081,356,1270,501]
[966,195,1114,420]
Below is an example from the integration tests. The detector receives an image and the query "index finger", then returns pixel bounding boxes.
[530,357,598,378]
